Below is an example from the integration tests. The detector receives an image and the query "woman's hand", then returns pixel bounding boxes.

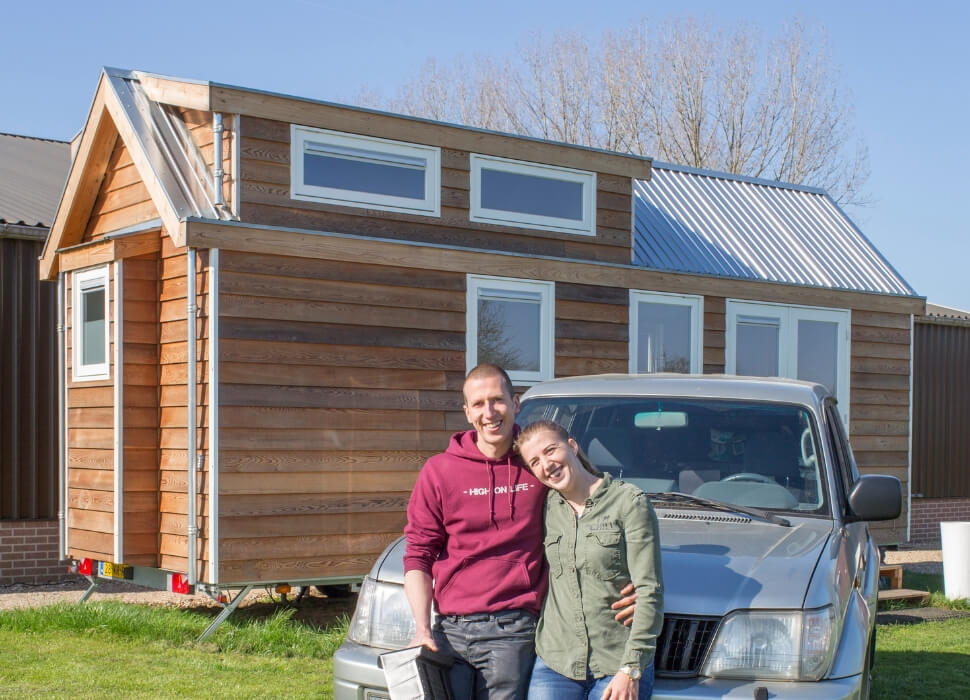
[599,671,638,700]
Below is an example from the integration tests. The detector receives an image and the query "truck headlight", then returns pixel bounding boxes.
[702,607,836,681]
[346,577,416,650]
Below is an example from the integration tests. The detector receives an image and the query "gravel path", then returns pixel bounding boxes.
[882,547,943,574]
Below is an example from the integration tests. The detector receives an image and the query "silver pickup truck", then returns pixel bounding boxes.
[334,374,901,699]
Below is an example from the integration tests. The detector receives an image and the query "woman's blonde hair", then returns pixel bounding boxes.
[514,420,603,477]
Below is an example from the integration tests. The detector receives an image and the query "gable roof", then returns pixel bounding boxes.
[634,162,917,297]
[0,133,71,229]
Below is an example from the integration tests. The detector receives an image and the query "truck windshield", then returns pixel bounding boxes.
[518,397,827,516]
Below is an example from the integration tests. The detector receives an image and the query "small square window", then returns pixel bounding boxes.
[470,154,595,235]
[629,291,703,374]
[291,125,440,216]
[72,266,110,380]
[467,275,555,385]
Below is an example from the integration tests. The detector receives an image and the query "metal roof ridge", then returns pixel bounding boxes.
[648,161,829,196]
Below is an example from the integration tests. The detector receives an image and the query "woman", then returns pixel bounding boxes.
[515,420,663,700]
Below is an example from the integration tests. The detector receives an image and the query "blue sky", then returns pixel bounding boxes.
[5,0,968,311]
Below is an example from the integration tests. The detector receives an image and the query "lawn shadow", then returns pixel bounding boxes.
[873,650,970,698]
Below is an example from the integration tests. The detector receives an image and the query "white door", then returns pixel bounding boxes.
[726,300,850,424]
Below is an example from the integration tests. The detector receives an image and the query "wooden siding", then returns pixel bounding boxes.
[238,116,632,264]
[849,310,911,543]
[556,283,628,376]
[158,237,209,578]
[66,268,115,562]
[122,253,160,566]
[215,250,463,583]
[82,138,156,242]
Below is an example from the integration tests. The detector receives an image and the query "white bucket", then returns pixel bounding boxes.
[940,521,970,600]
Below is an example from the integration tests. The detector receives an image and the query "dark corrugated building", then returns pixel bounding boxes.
[910,303,970,544]
[1,132,71,583]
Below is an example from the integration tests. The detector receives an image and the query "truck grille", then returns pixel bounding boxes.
[654,615,720,677]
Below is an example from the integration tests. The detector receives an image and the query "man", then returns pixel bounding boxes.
[404,364,634,699]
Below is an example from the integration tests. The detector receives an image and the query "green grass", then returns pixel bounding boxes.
[0,602,349,699]
[874,617,970,698]
[871,570,970,698]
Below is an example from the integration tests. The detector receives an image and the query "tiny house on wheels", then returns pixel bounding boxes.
[40,68,923,606]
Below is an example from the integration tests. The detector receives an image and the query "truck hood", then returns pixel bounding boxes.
[656,511,833,616]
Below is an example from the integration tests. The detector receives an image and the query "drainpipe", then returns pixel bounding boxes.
[57,272,66,559]
[213,113,224,209]
[187,249,198,586]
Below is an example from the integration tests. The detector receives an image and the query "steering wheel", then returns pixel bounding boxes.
[722,472,776,484]
[800,427,817,467]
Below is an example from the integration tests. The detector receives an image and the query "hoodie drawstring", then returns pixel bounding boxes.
[487,461,497,530]
[507,456,514,522]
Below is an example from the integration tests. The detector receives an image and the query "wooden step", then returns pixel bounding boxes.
[878,588,930,604]
[879,564,904,590]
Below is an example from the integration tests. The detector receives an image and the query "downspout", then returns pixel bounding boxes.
[187,249,198,587]
[113,261,124,562]
[907,313,914,542]
[213,113,225,209]
[57,272,66,559]
[207,249,220,584]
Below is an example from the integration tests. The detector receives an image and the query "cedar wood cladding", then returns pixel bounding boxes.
[238,116,633,264]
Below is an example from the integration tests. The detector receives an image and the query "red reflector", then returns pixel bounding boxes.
[169,573,190,595]
[78,558,94,576]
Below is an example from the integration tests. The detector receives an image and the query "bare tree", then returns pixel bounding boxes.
[356,17,869,206]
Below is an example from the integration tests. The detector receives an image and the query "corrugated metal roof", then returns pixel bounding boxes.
[0,133,71,228]
[634,162,917,297]
[925,303,970,322]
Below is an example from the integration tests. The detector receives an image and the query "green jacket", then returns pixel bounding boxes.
[535,474,664,680]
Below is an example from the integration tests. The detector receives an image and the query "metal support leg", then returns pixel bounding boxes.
[78,576,100,604]
[197,584,254,642]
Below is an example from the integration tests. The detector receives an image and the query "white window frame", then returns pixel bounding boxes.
[466,275,555,386]
[469,154,596,235]
[629,290,704,374]
[72,265,111,381]
[291,125,441,216]
[725,299,851,424]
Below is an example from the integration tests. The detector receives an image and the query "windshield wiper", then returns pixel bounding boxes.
[649,491,791,527]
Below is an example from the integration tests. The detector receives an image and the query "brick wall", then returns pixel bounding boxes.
[0,520,69,584]
[909,498,970,546]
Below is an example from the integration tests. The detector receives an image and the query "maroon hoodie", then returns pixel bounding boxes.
[404,428,548,616]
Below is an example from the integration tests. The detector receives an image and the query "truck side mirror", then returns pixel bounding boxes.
[846,474,902,522]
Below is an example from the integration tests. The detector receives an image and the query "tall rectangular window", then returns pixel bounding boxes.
[291,125,440,216]
[726,300,850,424]
[467,275,554,385]
[72,266,110,380]
[470,154,595,235]
[629,291,703,374]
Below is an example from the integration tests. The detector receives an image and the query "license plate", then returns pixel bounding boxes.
[98,561,132,580]
[363,693,390,700]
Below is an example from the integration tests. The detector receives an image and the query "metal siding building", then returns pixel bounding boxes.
[1,134,70,528]
[912,308,970,499]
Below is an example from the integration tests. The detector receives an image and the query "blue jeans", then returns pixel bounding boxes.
[433,609,538,700]
[527,656,654,700]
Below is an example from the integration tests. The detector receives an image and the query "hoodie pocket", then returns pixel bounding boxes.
[437,557,531,609]
[544,534,563,578]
